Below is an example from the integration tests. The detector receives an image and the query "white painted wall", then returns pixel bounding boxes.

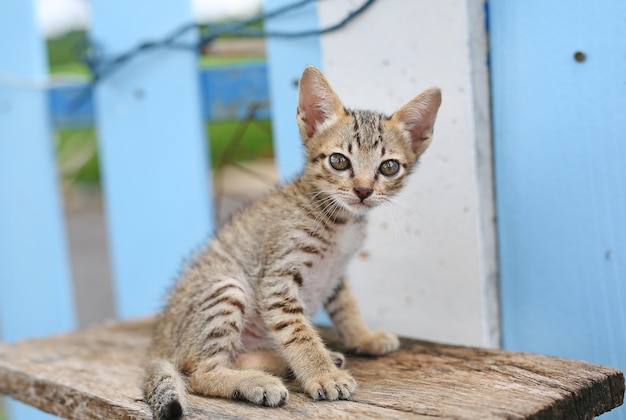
[317,0,498,347]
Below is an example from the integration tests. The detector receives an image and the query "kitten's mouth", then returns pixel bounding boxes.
[345,199,374,214]
[330,195,376,217]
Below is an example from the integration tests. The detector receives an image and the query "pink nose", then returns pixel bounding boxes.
[353,186,373,201]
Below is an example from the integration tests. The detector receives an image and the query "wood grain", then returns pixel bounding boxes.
[0,318,623,419]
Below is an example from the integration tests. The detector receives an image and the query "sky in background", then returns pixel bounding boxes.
[36,0,263,38]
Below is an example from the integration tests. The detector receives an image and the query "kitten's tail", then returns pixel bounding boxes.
[144,358,187,420]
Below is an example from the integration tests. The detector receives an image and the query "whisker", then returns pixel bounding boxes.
[380,201,405,238]
[388,193,434,229]
[301,189,339,235]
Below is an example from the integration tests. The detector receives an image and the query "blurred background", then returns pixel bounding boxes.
[40,0,277,328]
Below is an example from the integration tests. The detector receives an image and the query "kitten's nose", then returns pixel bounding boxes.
[353,185,373,201]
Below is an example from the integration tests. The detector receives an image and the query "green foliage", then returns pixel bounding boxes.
[47,30,89,76]
[56,120,274,187]
[56,127,101,185]
[209,119,273,166]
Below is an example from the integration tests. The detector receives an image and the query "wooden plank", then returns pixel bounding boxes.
[489,4,626,419]
[89,0,214,318]
[0,0,76,418]
[0,318,623,419]
[48,63,270,128]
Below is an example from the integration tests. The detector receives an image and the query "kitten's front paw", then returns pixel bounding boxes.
[304,370,356,401]
[233,374,289,407]
[350,330,400,355]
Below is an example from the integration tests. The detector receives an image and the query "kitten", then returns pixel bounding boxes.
[144,66,441,419]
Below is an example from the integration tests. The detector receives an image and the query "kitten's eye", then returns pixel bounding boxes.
[329,153,351,171]
[379,160,400,176]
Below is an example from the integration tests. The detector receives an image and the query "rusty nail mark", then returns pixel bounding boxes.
[573,51,586,62]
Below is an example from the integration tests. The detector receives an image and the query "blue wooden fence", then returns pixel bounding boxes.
[490,1,625,419]
[1,2,76,419]
[0,0,76,345]
[88,0,214,321]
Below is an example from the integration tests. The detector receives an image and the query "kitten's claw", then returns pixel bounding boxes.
[304,370,356,401]
[350,330,400,356]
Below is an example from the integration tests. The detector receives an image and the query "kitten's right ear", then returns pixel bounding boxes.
[297,66,344,141]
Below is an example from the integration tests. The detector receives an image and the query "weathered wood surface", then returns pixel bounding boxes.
[0,318,623,419]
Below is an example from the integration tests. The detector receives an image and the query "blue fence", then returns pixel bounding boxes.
[489,1,626,419]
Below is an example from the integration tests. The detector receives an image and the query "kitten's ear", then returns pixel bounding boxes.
[297,66,345,140]
[391,88,442,155]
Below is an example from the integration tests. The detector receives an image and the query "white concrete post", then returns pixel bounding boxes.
[317,0,498,347]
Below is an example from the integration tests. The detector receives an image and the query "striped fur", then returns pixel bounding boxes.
[144,66,441,419]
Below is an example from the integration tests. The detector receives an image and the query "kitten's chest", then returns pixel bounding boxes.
[334,220,367,254]
[300,220,366,314]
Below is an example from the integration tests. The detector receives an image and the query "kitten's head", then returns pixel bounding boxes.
[296,66,441,217]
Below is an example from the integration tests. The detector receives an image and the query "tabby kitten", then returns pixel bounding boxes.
[144,66,441,419]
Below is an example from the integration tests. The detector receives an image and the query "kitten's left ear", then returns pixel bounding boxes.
[297,66,345,141]
[391,88,442,155]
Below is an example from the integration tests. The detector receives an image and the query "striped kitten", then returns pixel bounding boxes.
[144,66,441,419]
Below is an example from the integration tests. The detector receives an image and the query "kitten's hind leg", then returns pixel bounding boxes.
[189,358,288,407]
[185,278,288,406]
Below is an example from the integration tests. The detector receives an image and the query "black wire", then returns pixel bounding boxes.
[227,0,376,39]
[196,0,319,47]
[76,0,376,85]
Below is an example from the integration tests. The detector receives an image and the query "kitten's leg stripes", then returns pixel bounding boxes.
[260,274,357,401]
[325,279,400,355]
